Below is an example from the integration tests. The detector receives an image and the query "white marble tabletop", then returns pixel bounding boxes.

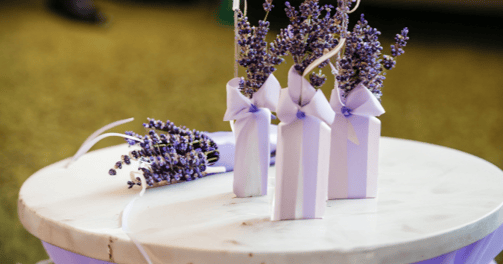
[18,137,503,264]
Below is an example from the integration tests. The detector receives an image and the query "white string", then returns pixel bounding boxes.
[81,118,134,147]
[121,167,224,263]
[66,118,136,168]
[121,201,151,263]
[119,171,151,263]
[234,11,239,78]
[230,120,235,133]
[66,133,141,168]
[130,171,147,197]
[206,166,227,174]
[348,0,361,14]
[299,39,346,105]
[232,0,240,11]
[66,117,225,263]
[303,39,346,78]
[231,0,242,134]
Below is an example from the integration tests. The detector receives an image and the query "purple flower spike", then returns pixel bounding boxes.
[336,12,409,100]
[263,0,274,12]
[236,1,285,98]
[272,0,343,88]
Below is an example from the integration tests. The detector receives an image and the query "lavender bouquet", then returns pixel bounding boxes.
[336,14,409,100]
[235,0,284,98]
[327,12,409,200]
[109,118,219,189]
[272,0,346,92]
[223,1,283,198]
[273,0,348,221]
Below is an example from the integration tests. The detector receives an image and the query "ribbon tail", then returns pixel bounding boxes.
[256,109,271,196]
[233,116,259,197]
[121,177,153,264]
[347,118,360,145]
[229,120,235,134]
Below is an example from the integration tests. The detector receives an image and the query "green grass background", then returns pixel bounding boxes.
[0,0,502,263]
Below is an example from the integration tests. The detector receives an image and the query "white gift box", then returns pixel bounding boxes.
[328,84,385,199]
[272,67,334,220]
[224,74,281,198]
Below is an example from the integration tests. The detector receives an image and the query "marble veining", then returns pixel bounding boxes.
[18,137,503,264]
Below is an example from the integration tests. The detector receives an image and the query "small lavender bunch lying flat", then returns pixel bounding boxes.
[108,118,219,188]
[271,0,348,88]
[337,14,409,100]
[236,0,285,98]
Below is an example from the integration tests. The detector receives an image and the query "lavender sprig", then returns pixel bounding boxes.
[236,0,284,98]
[336,14,409,100]
[334,0,354,37]
[386,27,409,69]
[271,0,347,89]
[109,118,219,189]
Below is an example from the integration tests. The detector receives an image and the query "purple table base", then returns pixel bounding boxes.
[412,221,503,264]
[41,223,503,264]
[42,241,114,264]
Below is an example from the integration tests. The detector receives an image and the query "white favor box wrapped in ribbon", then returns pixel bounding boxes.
[272,67,334,221]
[224,75,281,197]
[328,84,385,199]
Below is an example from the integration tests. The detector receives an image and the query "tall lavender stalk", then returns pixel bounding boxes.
[336,14,409,100]
[236,0,284,98]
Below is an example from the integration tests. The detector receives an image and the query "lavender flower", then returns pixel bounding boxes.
[389,27,409,63]
[382,55,395,70]
[336,14,409,100]
[271,0,348,89]
[334,0,352,37]
[236,0,284,98]
[111,118,219,188]
[263,0,274,13]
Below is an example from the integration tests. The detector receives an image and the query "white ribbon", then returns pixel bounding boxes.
[121,171,152,264]
[273,66,333,220]
[329,84,385,145]
[348,0,361,14]
[330,84,385,118]
[302,39,346,80]
[64,118,152,262]
[223,74,281,197]
[66,118,140,168]
[328,62,385,145]
[232,0,240,11]
[277,66,335,124]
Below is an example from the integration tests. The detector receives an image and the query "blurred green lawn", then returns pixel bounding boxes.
[1,0,502,263]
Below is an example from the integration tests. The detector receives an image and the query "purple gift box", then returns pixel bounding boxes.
[223,74,281,198]
[272,67,335,220]
[328,84,385,199]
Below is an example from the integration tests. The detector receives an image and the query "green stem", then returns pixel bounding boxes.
[264,10,270,22]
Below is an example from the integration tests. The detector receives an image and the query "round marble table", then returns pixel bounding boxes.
[18,137,503,264]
